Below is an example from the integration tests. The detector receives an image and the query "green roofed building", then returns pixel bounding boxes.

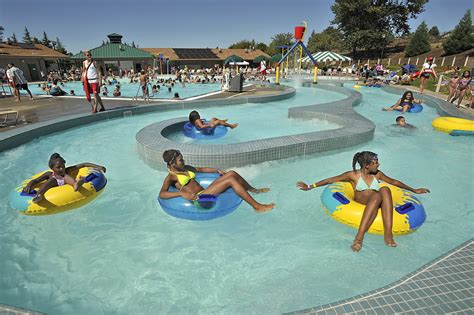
[71,33,154,74]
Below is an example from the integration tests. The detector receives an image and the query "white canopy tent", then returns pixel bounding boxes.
[227,61,250,66]
[299,51,352,63]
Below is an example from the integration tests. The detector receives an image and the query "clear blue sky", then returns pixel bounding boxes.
[1,0,472,54]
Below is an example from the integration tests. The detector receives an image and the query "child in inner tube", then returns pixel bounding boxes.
[22,153,106,203]
[188,110,238,130]
[382,91,422,113]
[296,151,429,252]
[159,149,274,213]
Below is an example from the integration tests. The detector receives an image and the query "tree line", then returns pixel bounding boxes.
[228,1,473,59]
[0,26,68,55]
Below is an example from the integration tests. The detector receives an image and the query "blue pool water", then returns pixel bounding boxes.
[168,86,343,143]
[0,83,472,314]
[22,80,221,99]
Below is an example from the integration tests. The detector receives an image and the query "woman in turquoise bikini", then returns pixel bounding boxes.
[297,151,430,252]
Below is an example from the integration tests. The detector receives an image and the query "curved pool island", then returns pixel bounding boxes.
[136,83,375,170]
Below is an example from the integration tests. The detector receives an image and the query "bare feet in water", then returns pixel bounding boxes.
[74,176,86,191]
[351,239,363,252]
[250,187,270,194]
[254,203,275,213]
[384,236,398,248]
[230,123,238,129]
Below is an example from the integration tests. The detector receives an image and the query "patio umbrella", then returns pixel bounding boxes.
[270,54,282,62]
[253,55,271,64]
[299,51,352,63]
[224,55,244,65]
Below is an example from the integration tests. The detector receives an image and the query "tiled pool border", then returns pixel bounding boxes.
[286,238,474,314]
[136,83,374,169]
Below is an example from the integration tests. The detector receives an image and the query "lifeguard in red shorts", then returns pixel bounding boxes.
[259,60,267,81]
[82,51,105,113]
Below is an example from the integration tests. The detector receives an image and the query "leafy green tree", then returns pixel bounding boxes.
[428,26,440,39]
[307,27,345,53]
[331,0,427,58]
[405,21,431,57]
[11,33,18,43]
[443,9,474,55]
[229,39,256,49]
[267,33,294,56]
[23,27,32,44]
[256,42,268,53]
[41,31,52,48]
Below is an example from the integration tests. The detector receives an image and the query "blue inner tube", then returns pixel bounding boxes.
[395,104,423,113]
[158,172,243,220]
[183,121,228,139]
[450,130,474,136]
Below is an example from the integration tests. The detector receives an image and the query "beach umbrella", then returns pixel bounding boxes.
[224,55,244,64]
[253,55,271,64]
[270,54,282,62]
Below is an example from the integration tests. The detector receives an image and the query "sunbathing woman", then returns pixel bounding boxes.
[382,91,422,113]
[189,110,238,129]
[159,150,274,213]
[297,151,429,252]
[450,70,472,108]
[22,153,106,203]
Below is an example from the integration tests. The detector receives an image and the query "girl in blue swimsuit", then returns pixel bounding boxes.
[297,151,430,252]
[382,91,422,113]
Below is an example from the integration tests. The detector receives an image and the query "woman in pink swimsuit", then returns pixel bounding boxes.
[450,70,472,108]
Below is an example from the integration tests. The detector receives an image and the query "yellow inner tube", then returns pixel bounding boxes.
[432,117,474,134]
[14,167,104,215]
[322,182,424,235]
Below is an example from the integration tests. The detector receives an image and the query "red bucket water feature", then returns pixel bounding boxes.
[294,26,305,41]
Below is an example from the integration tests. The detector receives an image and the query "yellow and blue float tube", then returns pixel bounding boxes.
[321,182,426,235]
[10,167,107,216]
[432,117,474,136]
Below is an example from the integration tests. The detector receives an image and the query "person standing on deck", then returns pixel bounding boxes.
[82,51,105,113]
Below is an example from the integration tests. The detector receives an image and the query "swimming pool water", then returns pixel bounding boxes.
[0,83,472,314]
[22,80,221,99]
[168,86,343,144]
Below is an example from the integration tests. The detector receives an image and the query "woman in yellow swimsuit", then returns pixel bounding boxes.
[159,149,275,213]
[297,151,429,252]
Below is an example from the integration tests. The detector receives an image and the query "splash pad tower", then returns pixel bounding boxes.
[275,21,318,84]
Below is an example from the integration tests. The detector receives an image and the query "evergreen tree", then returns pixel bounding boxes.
[405,21,431,57]
[131,41,136,48]
[41,31,52,47]
[23,27,32,44]
[12,33,18,43]
[32,37,41,44]
[0,26,4,42]
[428,26,440,39]
[102,40,105,46]
[443,9,474,55]
[55,37,68,54]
